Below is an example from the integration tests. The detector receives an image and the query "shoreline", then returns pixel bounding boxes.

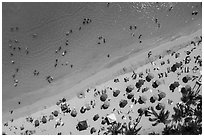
[2,27,201,123]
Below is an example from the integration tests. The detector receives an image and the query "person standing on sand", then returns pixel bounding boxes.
[148,51,152,58]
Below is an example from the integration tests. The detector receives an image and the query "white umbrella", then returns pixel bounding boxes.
[106,113,117,123]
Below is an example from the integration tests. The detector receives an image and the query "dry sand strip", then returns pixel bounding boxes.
[2,28,202,135]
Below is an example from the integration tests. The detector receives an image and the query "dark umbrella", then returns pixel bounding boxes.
[152,80,161,88]
[101,119,107,125]
[53,110,59,117]
[137,107,146,116]
[158,91,166,101]
[34,120,40,127]
[181,85,191,96]
[41,116,47,124]
[93,114,100,121]
[146,73,154,82]
[126,85,134,93]
[180,87,187,95]
[171,64,177,72]
[102,101,110,109]
[175,62,182,68]
[76,120,88,131]
[173,81,180,88]
[169,81,179,92]
[136,79,145,88]
[150,94,159,103]
[138,95,147,104]
[155,102,165,110]
[71,109,77,117]
[142,87,149,93]
[90,127,97,134]
[127,93,134,99]
[182,75,192,83]
[119,99,128,108]
[100,93,108,102]
[113,90,120,97]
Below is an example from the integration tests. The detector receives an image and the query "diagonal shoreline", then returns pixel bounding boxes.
[2,27,201,123]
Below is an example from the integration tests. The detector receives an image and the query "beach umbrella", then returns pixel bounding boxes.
[171,64,177,72]
[127,93,134,99]
[136,79,145,88]
[185,84,191,92]
[138,95,147,104]
[119,99,128,108]
[101,119,107,125]
[34,120,40,127]
[146,73,154,82]
[106,113,117,124]
[71,109,77,117]
[175,62,182,68]
[182,75,192,83]
[90,127,97,134]
[53,110,59,117]
[137,107,146,116]
[173,81,180,88]
[150,94,159,103]
[158,91,166,101]
[142,87,149,93]
[48,115,54,121]
[113,89,120,97]
[41,116,47,124]
[102,101,110,109]
[169,81,180,92]
[180,87,187,95]
[131,98,135,103]
[152,80,161,88]
[76,120,88,131]
[100,93,108,102]
[126,85,135,93]
[85,104,91,111]
[169,83,175,91]
[93,114,100,121]
[155,103,165,110]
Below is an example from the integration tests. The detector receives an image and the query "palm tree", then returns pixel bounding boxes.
[181,87,201,106]
[105,116,142,135]
[171,103,186,124]
[148,106,170,126]
[122,116,142,135]
[105,122,123,135]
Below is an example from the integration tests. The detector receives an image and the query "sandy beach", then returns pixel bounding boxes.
[2,2,202,135]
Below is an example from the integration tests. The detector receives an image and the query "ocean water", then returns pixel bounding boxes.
[2,2,202,113]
